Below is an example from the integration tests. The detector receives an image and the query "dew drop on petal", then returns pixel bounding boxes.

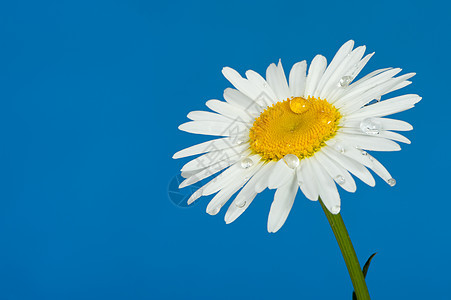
[360,118,382,135]
[387,178,396,187]
[235,136,247,145]
[331,205,341,214]
[235,200,246,208]
[283,154,300,169]
[334,143,345,154]
[335,175,346,185]
[338,76,353,88]
[240,157,254,169]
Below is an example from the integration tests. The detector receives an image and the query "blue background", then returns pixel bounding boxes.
[1,0,449,299]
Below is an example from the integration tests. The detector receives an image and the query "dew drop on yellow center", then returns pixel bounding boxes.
[249,97,341,161]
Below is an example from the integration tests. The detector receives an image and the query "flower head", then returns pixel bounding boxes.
[173,40,421,232]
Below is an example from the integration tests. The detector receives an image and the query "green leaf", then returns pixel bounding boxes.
[352,253,377,300]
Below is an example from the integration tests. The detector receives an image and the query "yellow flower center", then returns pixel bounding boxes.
[249,97,341,161]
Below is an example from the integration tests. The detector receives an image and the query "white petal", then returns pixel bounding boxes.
[245,70,278,104]
[304,55,327,98]
[310,156,341,214]
[178,120,248,137]
[346,94,422,120]
[224,162,266,224]
[335,132,401,151]
[296,158,319,201]
[338,127,411,144]
[173,137,244,159]
[333,68,402,107]
[187,186,204,205]
[180,145,247,172]
[339,147,393,183]
[387,80,412,94]
[187,111,234,123]
[332,68,393,101]
[179,158,237,188]
[206,184,242,215]
[288,60,307,98]
[267,173,298,233]
[378,118,413,131]
[206,100,255,123]
[322,46,366,100]
[266,60,291,101]
[322,146,375,187]
[254,161,277,193]
[223,88,260,112]
[222,67,261,100]
[268,159,295,189]
[342,117,413,131]
[339,73,416,114]
[181,169,200,179]
[314,151,356,192]
[202,155,260,196]
[379,131,411,144]
[225,191,257,224]
[316,40,354,99]
[349,52,374,83]
[206,163,261,215]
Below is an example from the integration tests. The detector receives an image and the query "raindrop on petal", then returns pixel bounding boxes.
[335,143,345,154]
[283,154,300,169]
[335,175,346,185]
[331,205,341,214]
[338,76,353,87]
[240,157,254,169]
[387,178,396,187]
[360,118,382,135]
[235,200,246,208]
[235,137,246,145]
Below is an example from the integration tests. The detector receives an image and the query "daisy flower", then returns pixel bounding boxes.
[173,40,420,233]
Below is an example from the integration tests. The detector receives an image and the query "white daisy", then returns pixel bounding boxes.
[173,40,421,233]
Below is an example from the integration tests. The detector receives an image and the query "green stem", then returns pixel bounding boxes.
[319,198,371,300]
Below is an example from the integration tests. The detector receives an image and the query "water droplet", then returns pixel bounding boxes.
[335,143,345,154]
[360,118,382,135]
[289,97,310,114]
[283,154,300,169]
[240,157,254,169]
[335,175,346,185]
[235,200,246,208]
[376,96,381,102]
[387,178,396,187]
[361,150,368,156]
[235,136,247,145]
[338,76,353,88]
[331,205,341,214]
